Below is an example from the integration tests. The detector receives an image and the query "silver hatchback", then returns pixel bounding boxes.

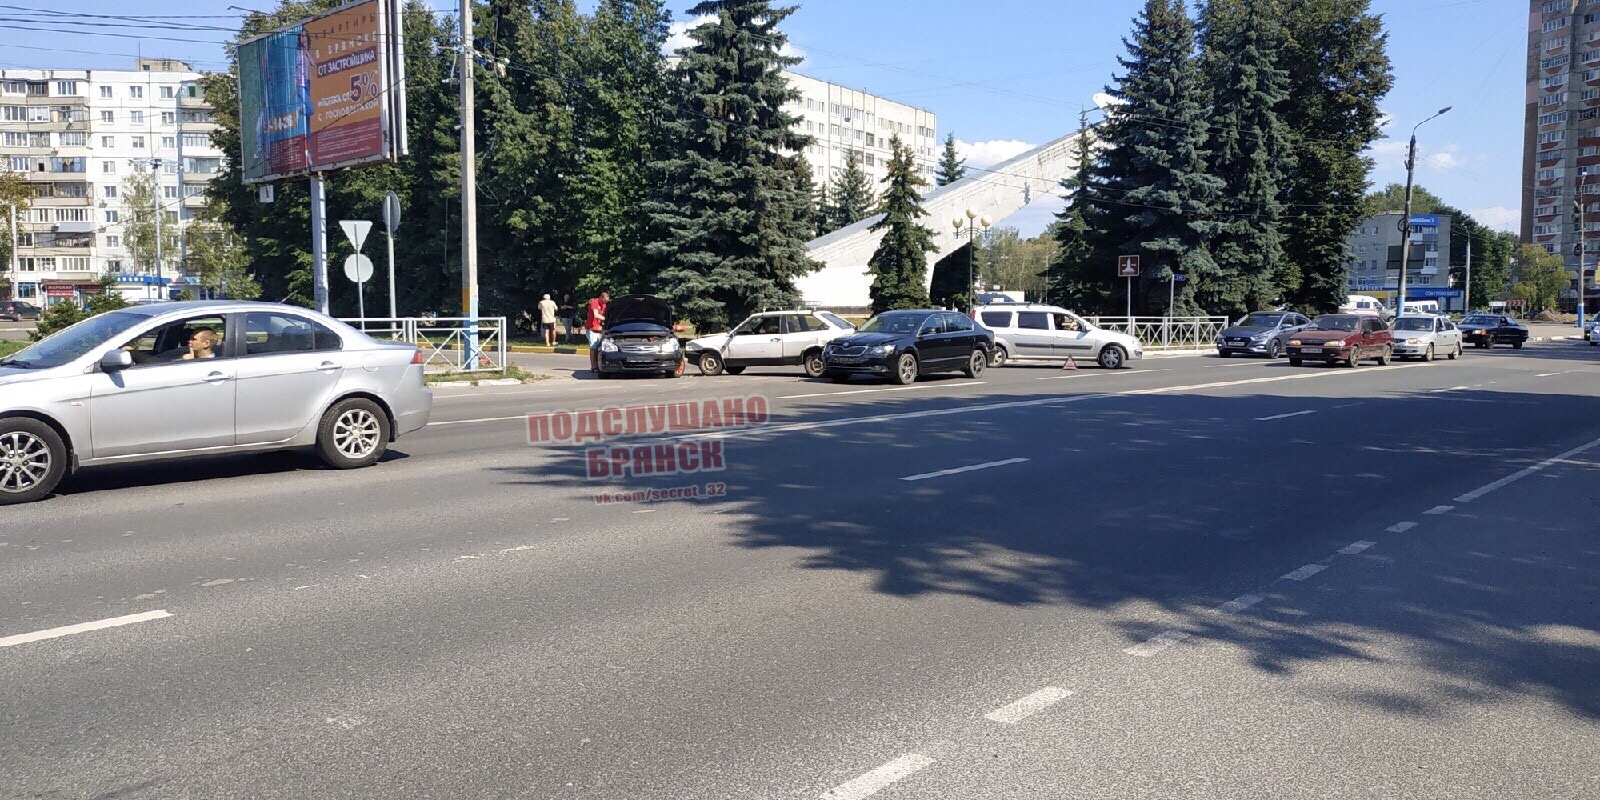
[0,301,432,504]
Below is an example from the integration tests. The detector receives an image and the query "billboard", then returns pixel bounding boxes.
[238,0,406,184]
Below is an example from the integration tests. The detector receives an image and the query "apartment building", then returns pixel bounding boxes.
[785,71,938,196]
[1524,0,1600,313]
[1346,212,1458,310]
[1,59,221,305]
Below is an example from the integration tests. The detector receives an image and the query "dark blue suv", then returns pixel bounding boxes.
[821,309,992,385]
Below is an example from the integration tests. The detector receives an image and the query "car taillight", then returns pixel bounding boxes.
[411,349,423,365]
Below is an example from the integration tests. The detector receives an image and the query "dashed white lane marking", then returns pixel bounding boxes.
[900,458,1031,482]
[428,414,527,427]
[1423,505,1454,515]
[1123,362,1423,396]
[1282,564,1327,581]
[1387,521,1417,533]
[1534,372,1567,377]
[821,754,935,800]
[779,382,984,400]
[1255,409,1317,421]
[984,687,1075,725]
[1124,630,1190,657]
[1429,385,1471,394]
[1454,435,1600,503]
[1036,368,1170,380]
[1339,541,1377,555]
[1213,594,1264,616]
[0,610,172,648]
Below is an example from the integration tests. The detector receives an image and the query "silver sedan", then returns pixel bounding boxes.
[0,300,432,504]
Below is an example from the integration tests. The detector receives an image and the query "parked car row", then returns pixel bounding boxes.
[1215,308,1538,366]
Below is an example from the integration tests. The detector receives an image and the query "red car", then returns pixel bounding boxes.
[1285,314,1393,367]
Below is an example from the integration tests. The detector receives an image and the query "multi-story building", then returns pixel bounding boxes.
[1523,0,1600,313]
[784,71,938,196]
[1,58,221,305]
[1346,211,1456,309]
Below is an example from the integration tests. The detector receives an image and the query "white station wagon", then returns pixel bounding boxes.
[685,309,856,377]
[974,303,1143,369]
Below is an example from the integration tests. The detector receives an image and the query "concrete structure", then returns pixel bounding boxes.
[1,59,220,305]
[1523,0,1600,312]
[784,71,939,192]
[798,131,1082,308]
[1346,212,1458,310]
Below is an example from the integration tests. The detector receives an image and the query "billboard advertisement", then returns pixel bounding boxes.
[238,0,406,184]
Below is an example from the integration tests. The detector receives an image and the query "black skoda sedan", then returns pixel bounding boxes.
[821,309,991,385]
[1458,313,1529,349]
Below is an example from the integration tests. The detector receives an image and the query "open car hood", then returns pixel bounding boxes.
[603,295,672,330]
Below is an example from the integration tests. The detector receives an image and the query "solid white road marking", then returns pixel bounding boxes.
[0,610,172,648]
[1423,505,1453,515]
[821,754,935,800]
[1124,630,1190,657]
[428,414,528,427]
[1213,594,1264,616]
[1386,521,1417,533]
[1123,362,1423,396]
[1534,372,1567,377]
[1255,409,1317,421]
[1036,368,1170,380]
[900,458,1031,482]
[1454,435,1600,503]
[1339,541,1377,555]
[1282,564,1327,581]
[779,382,984,400]
[984,687,1074,725]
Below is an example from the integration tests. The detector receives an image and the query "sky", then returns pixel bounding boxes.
[0,0,1525,238]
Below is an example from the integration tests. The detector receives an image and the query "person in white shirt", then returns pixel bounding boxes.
[537,293,559,346]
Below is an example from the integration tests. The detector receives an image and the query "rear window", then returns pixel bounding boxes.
[979,311,1013,328]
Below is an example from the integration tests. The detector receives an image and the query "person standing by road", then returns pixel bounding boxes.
[558,293,576,344]
[537,293,559,347]
[586,291,609,372]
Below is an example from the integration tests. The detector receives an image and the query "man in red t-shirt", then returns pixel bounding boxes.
[586,292,609,372]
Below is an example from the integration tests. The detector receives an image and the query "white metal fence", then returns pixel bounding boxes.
[1086,316,1230,350]
[339,316,508,373]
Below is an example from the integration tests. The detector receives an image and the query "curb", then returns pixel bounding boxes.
[429,378,528,388]
[508,345,585,355]
[1530,335,1585,342]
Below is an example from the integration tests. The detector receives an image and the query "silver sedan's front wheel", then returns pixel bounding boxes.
[0,419,67,505]
[316,398,391,469]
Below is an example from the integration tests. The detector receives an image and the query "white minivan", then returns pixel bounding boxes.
[1401,300,1441,316]
[974,303,1143,369]
[1340,294,1391,319]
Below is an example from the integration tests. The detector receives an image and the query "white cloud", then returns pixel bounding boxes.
[1467,205,1520,232]
[662,15,804,64]
[955,139,1036,169]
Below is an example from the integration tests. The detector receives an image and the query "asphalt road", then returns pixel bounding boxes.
[3,342,1598,799]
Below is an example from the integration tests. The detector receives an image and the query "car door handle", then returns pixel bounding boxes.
[769,338,781,342]
[202,371,231,383]
[317,361,339,371]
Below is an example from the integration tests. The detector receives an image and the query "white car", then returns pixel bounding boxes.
[1588,321,1600,346]
[686,309,856,377]
[1391,314,1463,361]
[974,303,1143,369]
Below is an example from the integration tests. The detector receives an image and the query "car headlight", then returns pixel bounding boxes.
[659,338,680,353]
[599,339,619,352]
[1405,338,1421,345]
[868,344,894,355]
[685,341,703,352]
[1287,339,1301,346]
[1324,340,1345,347]
[1470,329,1484,335]
[1250,332,1269,341]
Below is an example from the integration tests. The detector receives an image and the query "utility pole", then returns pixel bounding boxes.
[1580,169,1589,333]
[459,0,481,367]
[1463,237,1472,314]
[1397,107,1450,320]
[7,203,16,302]
[312,174,328,313]
[152,157,163,297]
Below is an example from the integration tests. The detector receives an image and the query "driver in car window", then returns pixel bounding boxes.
[182,328,218,360]
[1056,314,1080,332]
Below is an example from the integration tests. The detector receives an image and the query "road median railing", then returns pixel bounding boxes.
[1086,316,1229,350]
[339,316,508,373]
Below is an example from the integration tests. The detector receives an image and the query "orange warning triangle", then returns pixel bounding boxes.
[1062,356,1077,371]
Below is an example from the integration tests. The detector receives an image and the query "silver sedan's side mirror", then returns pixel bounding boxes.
[99,349,134,372]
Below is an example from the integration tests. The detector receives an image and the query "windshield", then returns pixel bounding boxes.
[1235,313,1284,328]
[859,312,927,335]
[819,312,853,330]
[1461,315,1497,326]
[0,310,148,369]
[1394,318,1433,332]
[1306,316,1359,332]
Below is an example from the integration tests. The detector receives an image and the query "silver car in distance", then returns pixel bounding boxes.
[0,301,432,504]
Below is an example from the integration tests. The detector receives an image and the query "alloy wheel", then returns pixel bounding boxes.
[333,409,382,460]
[0,431,51,495]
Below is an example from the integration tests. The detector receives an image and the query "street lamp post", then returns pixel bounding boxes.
[1580,169,1590,333]
[175,80,195,297]
[950,208,990,313]
[1396,106,1450,319]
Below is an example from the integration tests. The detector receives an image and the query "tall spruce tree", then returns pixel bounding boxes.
[866,135,935,313]
[1198,0,1294,316]
[936,132,967,186]
[1046,109,1112,311]
[823,150,874,232]
[1093,0,1221,315]
[643,0,819,331]
[1278,0,1392,313]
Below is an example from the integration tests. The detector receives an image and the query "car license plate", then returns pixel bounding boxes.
[1230,339,1246,345]
[831,356,864,365]
[1302,347,1322,354]
[626,356,656,363]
